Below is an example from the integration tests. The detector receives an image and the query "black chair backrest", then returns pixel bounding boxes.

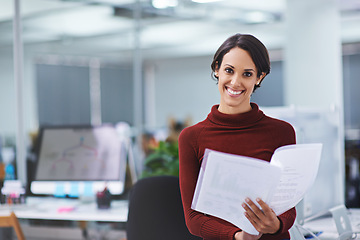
[126,176,202,240]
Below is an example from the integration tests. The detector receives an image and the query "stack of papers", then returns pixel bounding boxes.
[192,143,323,235]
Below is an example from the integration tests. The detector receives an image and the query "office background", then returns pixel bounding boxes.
[0,0,360,206]
[0,1,360,239]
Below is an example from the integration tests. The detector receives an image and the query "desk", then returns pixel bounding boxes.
[0,197,128,222]
[0,197,129,240]
[300,209,360,240]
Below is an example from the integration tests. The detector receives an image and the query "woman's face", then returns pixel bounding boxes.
[215,47,264,115]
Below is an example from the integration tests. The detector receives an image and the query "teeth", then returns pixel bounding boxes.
[227,88,242,95]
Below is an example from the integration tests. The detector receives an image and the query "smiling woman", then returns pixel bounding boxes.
[211,34,270,92]
[211,34,270,114]
[178,33,296,240]
[214,47,265,114]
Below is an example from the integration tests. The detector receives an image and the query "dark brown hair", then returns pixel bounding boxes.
[211,33,270,91]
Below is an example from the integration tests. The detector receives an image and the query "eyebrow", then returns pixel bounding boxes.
[224,64,235,68]
[224,64,255,72]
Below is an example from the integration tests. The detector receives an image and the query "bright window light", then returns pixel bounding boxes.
[152,0,178,9]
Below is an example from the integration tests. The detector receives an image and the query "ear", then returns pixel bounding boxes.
[214,61,219,77]
[257,72,266,85]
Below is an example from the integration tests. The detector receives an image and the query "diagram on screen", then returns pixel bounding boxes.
[49,136,105,177]
[35,127,123,181]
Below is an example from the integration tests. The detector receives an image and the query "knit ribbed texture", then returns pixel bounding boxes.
[179,103,297,240]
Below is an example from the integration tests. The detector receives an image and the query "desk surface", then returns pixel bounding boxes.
[0,197,128,222]
[301,208,360,240]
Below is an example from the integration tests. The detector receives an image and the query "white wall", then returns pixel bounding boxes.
[145,55,220,129]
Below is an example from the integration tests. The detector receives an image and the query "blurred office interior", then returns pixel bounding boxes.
[0,0,360,238]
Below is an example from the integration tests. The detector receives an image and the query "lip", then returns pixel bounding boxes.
[226,86,244,97]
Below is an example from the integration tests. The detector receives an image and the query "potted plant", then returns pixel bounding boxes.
[141,140,179,178]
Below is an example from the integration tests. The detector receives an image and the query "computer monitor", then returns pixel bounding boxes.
[31,124,127,196]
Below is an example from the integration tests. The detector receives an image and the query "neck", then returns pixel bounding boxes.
[218,103,252,115]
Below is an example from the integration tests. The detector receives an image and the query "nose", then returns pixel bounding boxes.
[230,74,242,87]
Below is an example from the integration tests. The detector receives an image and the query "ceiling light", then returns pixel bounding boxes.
[192,0,224,3]
[244,11,273,24]
[152,0,178,9]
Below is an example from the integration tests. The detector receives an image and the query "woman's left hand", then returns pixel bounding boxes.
[242,198,280,234]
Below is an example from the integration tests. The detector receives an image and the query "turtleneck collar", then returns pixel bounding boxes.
[207,102,265,127]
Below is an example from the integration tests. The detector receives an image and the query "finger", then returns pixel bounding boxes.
[255,198,273,215]
[242,199,260,219]
[245,198,264,217]
[242,202,260,227]
[242,203,256,217]
[244,198,258,210]
[256,198,272,215]
[244,210,259,228]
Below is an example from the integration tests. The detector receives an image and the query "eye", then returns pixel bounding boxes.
[225,67,234,74]
[243,72,253,77]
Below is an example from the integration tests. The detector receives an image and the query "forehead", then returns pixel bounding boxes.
[222,47,255,68]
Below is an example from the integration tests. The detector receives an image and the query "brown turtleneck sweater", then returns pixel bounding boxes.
[179,103,296,240]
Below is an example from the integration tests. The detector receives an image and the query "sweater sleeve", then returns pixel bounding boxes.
[277,207,296,235]
[178,127,240,240]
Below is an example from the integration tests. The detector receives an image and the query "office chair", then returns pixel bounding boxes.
[126,176,201,240]
[0,212,26,240]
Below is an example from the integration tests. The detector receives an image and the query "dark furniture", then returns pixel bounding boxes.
[126,176,201,240]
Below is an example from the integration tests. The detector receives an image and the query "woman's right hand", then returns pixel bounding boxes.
[234,231,262,240]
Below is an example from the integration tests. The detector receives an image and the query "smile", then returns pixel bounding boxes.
[226,87,243,95]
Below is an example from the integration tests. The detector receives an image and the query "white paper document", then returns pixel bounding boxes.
[191,143,322,235]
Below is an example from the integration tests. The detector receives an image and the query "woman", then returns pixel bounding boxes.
[178,33,296,240]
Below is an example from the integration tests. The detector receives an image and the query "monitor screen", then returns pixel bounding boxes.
[31,125,127,195]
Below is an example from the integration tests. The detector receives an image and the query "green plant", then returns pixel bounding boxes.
[141,141,179,178]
